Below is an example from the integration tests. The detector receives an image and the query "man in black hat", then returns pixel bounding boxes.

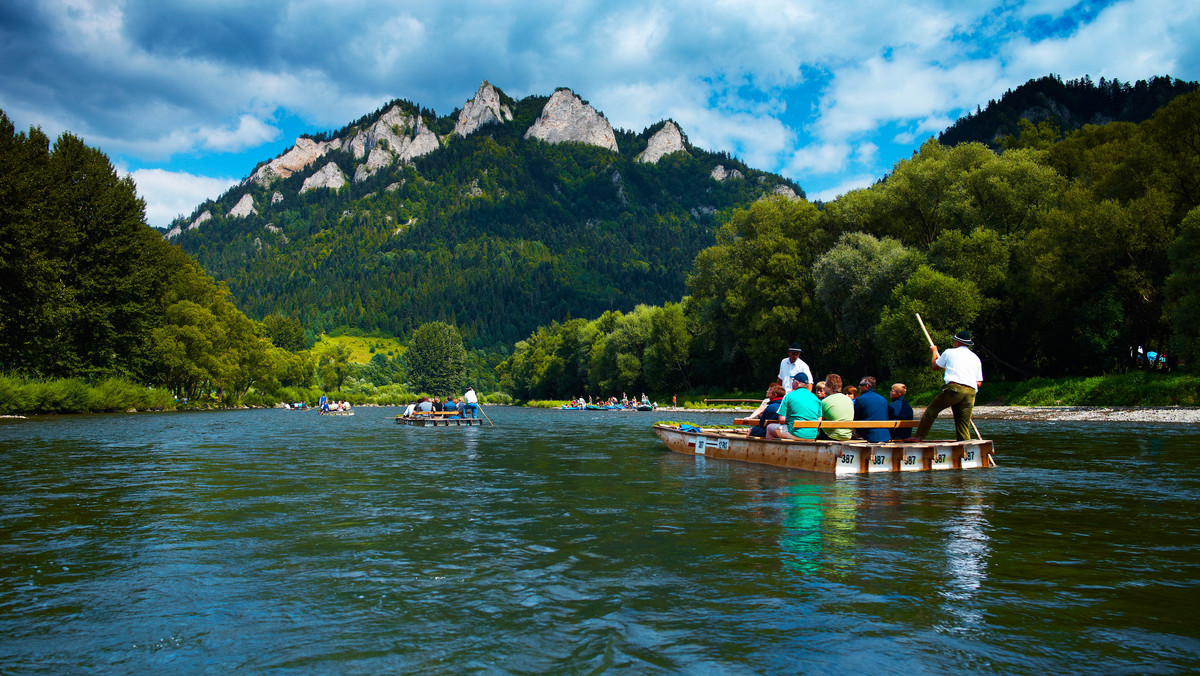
[904,330,983,442]
[776,342,812,393]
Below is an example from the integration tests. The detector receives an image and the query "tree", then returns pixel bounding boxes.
[407,321,467,394]
[318,343,354,392]
[1166,206,1200,365]
[262,315,308,352]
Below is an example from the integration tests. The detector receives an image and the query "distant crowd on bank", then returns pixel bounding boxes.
[748,332,983,443]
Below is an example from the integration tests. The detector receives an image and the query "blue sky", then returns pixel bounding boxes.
[2,0,1198,228]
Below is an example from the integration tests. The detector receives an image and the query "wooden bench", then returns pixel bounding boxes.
[733,418,919,429]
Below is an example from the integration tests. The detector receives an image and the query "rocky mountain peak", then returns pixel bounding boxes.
[250,137,343,187]
[524,89,618,152]
[637,121,686,164]
[454,80,514,137]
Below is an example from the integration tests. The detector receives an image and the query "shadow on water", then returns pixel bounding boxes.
[1,408,1199,673]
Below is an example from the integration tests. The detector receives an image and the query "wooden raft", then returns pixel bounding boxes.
[653,420,994,475]
[395,411,482,427]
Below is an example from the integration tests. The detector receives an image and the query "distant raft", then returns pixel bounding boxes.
[653,420,995,475]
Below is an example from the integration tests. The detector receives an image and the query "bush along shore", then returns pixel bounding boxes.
[0,375,513,416]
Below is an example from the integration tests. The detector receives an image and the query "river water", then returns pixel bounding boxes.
[1,407,1198,673]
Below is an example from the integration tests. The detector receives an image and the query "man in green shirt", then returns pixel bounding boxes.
[818,373,853,441]
[768,373,822,441]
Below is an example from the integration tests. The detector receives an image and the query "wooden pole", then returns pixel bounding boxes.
[478,402,494,427]
[915,312,935,348]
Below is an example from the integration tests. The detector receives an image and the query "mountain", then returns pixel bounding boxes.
[939,74,1198,147]
[168,81,802,347]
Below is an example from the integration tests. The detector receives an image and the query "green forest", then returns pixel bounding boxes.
[3,75,1200,413]
[500,88,1200,399]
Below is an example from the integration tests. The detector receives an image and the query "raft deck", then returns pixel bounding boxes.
[395,411,483,427]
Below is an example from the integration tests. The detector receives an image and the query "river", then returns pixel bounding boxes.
[2,407,1198,673]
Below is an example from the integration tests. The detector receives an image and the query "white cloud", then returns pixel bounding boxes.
[816,54,1002,140]
[786,142,852,175]
[202,115,280,152]
[808,174,879,203]
[126,168,239,229]
[1003,0,1200,83]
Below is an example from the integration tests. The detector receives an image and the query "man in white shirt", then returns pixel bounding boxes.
[905,330,984,442]
[776,343,813,392]
[464,386,479,418]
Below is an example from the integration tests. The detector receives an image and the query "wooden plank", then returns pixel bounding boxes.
[731,419,917,429]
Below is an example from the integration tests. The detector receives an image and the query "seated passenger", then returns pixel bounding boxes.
[844,386,858,400]
[853,376,891,443]
[747,384,786,437]
[817,374,853,441]
[417,397,433,412]
[767,373,821,440]
[888,383,914,439]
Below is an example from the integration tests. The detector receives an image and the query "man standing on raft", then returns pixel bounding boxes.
[904,330,983,442]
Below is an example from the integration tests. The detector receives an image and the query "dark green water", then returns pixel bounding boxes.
[1,407,1198,673]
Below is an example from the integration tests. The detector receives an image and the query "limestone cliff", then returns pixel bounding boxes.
[636,121,686,164]
[299,162,347,194]
[347,106,440,181]
[453,81,514,137]
[524,89,618,152]
[250,137,343,187]
[229,193,257,218]
[711,165,744,181]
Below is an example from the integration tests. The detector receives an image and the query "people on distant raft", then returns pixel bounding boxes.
[768,372,821,440]
[402,401,416,417]
[464,386,479,418]
[852,376,891,443]
[776,343,813,393]
[888,383,914,440]
[417,397,433,413]
[817,374,853,441]
[905,330,984,442]
[445,397,460,417]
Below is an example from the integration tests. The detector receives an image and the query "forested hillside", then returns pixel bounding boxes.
[170,85,801,348]
[939,74,1197,147]
[502,89,1200,398]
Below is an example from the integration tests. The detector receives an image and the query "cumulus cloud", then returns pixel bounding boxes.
[125,168,239,229]
[3,0,1199,225]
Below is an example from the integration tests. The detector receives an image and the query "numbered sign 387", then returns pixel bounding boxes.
[694,436,729,455]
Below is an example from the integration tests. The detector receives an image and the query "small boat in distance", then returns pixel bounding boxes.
[319,409,354,416]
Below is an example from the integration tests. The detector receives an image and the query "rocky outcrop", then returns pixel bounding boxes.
[346,105,440,179]
[524,89,618,152]
[251,137,342,187]
[271,191,283,204]
[453,80,514,137]
[637,121,686,164]
[711,165,743,181]
[190,210,212,230]
[759,184,800,201]
[299,162,347,194]
[166,209,212,238]
[230,193,257,218]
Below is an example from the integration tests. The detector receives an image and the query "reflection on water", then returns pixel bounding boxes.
[1,410,1199,673]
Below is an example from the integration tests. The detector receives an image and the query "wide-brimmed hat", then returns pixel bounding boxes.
[953,330,974,346]
[787,342,802,352]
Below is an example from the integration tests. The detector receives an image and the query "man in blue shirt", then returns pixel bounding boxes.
[852,376,891,443]
[888,383,914,439]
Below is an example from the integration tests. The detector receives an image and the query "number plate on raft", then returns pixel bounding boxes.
[694,436,729,455]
